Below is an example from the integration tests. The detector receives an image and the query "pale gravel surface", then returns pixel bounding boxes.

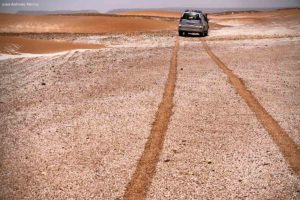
[1,10,300,200]
[209,11,300,39]
[147,41,300,199]
[74,34,175,48]
[209,23,298,38]
[0,36,174,199]
[208,38,300,147]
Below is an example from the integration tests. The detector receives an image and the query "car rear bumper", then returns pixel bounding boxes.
[179,26,205,33]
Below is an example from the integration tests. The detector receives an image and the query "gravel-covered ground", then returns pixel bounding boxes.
[0,9,300,200]
[147,40,300,200]
[0,36,175,199]
[208,38,300,147]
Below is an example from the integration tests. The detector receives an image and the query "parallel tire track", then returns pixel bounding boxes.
[123,37,179,200]
[202,41,300,174]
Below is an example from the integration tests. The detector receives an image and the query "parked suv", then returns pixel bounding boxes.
[178,10,209,36]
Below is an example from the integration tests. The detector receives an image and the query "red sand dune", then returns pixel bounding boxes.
[209,8,300,20]
[0,36,104,54]
[0,13,177,34]
[117,10,181,18]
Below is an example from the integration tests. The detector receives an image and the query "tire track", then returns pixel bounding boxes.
[123,37,179,200]
[202,41,300,174]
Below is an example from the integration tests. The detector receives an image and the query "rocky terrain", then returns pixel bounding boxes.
[0,8,299,200]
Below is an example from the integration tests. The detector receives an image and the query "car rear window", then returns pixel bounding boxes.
[182,13,200,20]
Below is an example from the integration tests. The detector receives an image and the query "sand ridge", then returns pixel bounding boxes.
[0,13,177,34]
[117,10,181,18]
[0,36,104,54]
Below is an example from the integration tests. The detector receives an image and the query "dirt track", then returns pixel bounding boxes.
[0,8,300,199]
[123,37,179,200]
[148,37,300,200]
[203,41,300,174]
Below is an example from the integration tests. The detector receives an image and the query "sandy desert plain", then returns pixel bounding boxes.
[0,8,300,200]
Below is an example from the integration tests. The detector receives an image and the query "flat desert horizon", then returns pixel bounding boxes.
[0,7,300,200]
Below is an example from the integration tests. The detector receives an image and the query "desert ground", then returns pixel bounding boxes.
[0,8,300,199]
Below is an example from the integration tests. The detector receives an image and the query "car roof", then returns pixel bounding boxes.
[182,11,205,17]
[184,9,203,13]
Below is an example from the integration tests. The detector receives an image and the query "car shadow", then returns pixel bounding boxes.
[180,33,208,38]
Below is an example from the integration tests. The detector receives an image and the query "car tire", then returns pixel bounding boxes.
[179,31,185,36]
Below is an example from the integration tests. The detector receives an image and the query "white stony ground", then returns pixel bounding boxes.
[1,10,300,199]
[0,39,174,199]
[208,38,300,147]
[147,39,300,200]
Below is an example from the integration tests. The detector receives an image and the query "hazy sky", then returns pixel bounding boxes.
[1,0,300,12]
